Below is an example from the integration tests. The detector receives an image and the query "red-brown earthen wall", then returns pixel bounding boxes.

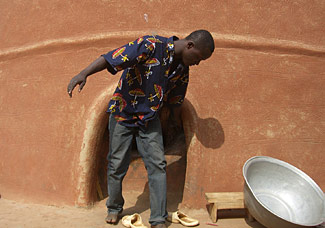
[0,0,324,208]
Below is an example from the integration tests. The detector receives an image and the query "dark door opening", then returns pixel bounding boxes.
[94,105,187,206]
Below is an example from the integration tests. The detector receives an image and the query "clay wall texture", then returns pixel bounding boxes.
[0,0,324,208]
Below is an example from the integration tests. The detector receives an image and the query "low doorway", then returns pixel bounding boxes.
[93,105,188,207]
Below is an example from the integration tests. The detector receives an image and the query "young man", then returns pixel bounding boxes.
[67,30,214,228]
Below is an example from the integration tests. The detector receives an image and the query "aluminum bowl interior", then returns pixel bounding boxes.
[243,156,325,226]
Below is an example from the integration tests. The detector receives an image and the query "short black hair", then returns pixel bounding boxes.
[185,30,215,53]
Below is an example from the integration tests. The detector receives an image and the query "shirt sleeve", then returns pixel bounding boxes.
[101,36,155,75]
[166,72,189,107]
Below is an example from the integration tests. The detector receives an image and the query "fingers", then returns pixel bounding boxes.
[67,85,73,97]
[79,81,86,92]
[67,82,76,97]
[67,75,87,97]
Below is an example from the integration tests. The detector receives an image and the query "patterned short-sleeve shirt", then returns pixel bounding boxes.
[102,35,189,128]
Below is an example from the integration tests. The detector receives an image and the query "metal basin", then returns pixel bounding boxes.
[243,156,325,228]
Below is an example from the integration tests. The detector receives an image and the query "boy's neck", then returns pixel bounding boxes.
[173,39,186,60]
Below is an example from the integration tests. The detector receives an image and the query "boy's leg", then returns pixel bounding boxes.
[106,114,134,222]
[136,117,167,226]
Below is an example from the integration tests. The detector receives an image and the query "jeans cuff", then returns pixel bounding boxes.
[150,221,165,226]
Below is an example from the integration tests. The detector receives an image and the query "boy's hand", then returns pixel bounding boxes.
[67,56,109,97]
[67,74,87,97]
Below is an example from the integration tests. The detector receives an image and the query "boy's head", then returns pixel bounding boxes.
[181,30,215,66]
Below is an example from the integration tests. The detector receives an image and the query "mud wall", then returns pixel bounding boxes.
[0,0,324,208]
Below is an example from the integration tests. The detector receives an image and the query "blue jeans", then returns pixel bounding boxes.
[106,114,167,225]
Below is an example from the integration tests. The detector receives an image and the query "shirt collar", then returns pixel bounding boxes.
[167,36,179,52]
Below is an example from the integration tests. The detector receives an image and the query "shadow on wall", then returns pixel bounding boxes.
[182,98,225,150]
[93,98,225,212]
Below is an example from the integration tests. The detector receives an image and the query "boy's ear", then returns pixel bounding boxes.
[186,41,195,49]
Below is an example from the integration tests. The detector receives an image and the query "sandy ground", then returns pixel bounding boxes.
[0,191,270,228]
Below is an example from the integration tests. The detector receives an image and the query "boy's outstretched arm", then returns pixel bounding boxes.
[67,56,108,97]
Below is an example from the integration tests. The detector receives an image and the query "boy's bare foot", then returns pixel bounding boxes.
[105,213,119,224]
[151,224,166,228]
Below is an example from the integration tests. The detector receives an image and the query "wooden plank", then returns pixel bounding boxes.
[208,203,218,223]
[217,201,244,209]
[205,192,244,203]
[205,192,245,222]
